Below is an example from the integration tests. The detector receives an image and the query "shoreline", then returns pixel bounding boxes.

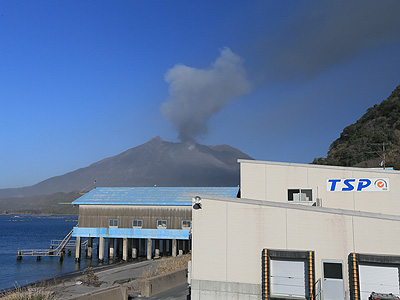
[1,257,149,294]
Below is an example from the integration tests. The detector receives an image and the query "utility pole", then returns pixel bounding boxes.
[368,142,390,169]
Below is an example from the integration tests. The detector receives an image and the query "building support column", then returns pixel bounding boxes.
[75,236,81,262]
[132,239,139,259]
[155,240,160,258]
[172,239,177,257]
[108,238,115,260]
[122,238,128,261]
[98,237,104,262]
[147,238,152,260]
[178,240,183,256]
[87,237,93,258]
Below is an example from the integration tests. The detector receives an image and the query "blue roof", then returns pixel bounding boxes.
[72,187,239,206]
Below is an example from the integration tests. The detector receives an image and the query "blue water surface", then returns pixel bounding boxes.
[0,214,101,290]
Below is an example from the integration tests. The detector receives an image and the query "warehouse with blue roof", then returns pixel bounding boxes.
[71,187,239,262]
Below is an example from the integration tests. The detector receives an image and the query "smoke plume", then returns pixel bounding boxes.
[161,47,251,142]
[258,0,400,81]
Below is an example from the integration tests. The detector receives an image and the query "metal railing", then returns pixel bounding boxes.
[314,278,322,300]
[18,228,74,257]
[51,238,98,250]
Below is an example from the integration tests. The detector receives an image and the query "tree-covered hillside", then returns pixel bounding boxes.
[313,84,400,169]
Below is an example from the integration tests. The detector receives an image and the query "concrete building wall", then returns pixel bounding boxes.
[240,160,400,215]
[191,196,400,299]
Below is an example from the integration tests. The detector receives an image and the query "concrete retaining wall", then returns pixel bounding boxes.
[191,279,261,300]
[139,267,187,297]
[66,286,128,300]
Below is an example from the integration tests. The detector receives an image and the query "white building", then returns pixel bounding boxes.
[191,159,400,300]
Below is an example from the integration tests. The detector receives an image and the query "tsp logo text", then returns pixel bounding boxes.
[327,178,389,192]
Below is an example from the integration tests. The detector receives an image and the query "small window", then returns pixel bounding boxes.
[323,262,343,279]
[182,220,192,229]
[109,219,119,228]
[157,220,167,229]
[132,219,143,228]
[288,189,312,201]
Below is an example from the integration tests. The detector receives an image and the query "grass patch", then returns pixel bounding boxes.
[141,254,191,280]
[0,284,55,300]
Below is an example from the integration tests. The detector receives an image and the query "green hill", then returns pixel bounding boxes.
[313,84,400,169]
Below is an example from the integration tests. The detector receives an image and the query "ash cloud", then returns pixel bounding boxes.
[258,0,400,81]
[161,47,251,142]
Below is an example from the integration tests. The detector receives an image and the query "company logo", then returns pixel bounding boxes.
[374,179,388,190]
[327,178,390,192]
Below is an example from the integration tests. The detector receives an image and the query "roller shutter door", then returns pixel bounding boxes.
[270,259,306,298]
[359,265,400,300]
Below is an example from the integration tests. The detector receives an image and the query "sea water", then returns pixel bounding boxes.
[0,214,102,290]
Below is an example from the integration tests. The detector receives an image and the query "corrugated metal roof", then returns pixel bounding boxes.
[72,187,239,206]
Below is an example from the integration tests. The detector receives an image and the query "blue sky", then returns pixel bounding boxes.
[1,1,400,188]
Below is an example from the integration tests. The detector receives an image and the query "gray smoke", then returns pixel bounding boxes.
[257,0,400,81]
[161,47,251,142]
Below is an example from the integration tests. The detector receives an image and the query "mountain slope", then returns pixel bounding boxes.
[313,84,400,168]
[0,137,253,198]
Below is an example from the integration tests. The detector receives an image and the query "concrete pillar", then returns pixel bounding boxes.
[87,237,93,258]
[122,238,128,261]
[75,236,81,262]
[155,240,160,258]
[178,240,183,256]
[147,238,152,260]
[108,238,115,260]
[132,239,139,259]
[17,250,22,261]
[98,237,104,262]
[172,239,177,257]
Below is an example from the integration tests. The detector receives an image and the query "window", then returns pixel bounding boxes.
[132,219,143,228]
[323,262,343,279]
[288,189,312,201]
[157,220,167,229]
[109,219,119,228]
[182,220,192,229]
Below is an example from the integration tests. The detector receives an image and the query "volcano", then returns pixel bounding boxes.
[0,137,253,198]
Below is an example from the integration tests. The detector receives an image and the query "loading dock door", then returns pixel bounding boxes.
[270,259,306,298]
[359,265,400,300]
